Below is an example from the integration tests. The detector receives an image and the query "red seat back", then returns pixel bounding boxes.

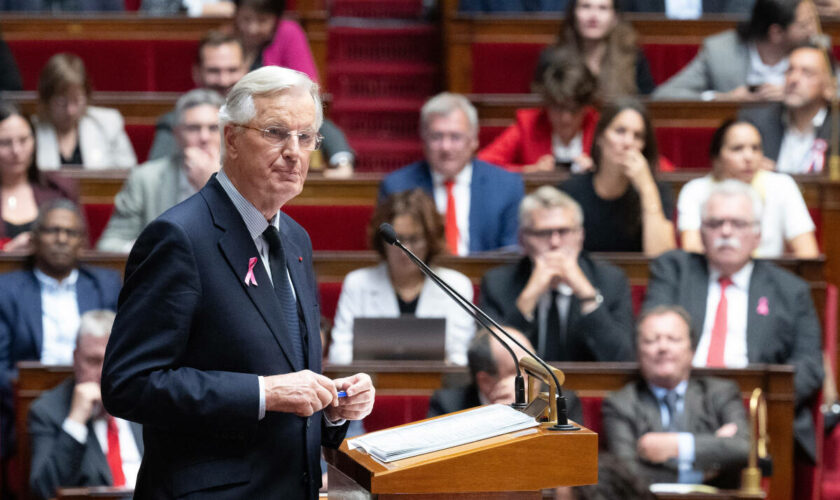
[362,394,431,432]
[281,205,374,251]
[82,203,115,248]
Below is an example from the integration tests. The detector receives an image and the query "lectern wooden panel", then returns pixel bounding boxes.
[327,416,597,499]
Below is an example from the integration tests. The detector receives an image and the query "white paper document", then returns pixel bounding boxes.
[348,404,539,463]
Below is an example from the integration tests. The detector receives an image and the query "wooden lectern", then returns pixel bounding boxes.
[325,415,598,499]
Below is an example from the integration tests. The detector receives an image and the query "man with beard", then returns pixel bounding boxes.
[643,179,823,464]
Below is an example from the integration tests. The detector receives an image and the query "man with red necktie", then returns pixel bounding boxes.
[379,92,524,255]
[643,179,823,465]
[27,310,142,500]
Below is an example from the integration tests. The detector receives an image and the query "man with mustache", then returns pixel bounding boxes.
[643,179,823,465]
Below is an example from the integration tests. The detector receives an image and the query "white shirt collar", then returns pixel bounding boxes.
[648,379,689,399]
[709,261,754,290]
[34,268,79,292]
[430,162,473,187]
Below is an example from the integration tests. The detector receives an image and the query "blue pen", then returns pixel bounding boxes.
[337,391,348,398]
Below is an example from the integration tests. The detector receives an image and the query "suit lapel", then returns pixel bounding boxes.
[682,379,704,432]
[746,262,770,363]
[467,164,485,253]
[205,179,303,372]
[688,256,711,342]
[637,382,665,432]
[75,270,98,314]
[85,420,113,485]
[21,272,45,357]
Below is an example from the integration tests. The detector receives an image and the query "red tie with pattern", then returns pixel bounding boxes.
[444,179,459,254]
[706,276,733,367]
[106,416,126,487]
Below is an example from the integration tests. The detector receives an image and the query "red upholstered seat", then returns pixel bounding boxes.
[125,124,155,164]
[656,127,715,169]
[472,43,543,94]
[822,285,839,499]
[281,205,374,251]
[8,40,197,92]
[362,394,431,432]
[319,282,343,322]
[82,203,114,248]
[641,44,702,85]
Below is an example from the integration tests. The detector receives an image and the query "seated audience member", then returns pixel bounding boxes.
[478,47,599,173]
[623,0,753,17]
[0,0,122,10]
[678,121,818,258]
[0,199,121,460]
[653,0,817,101]
[34,53,136,169]
[427,327,583,423]
[28,310,141,500]
[644,180,823,463]
[602,306,749,487]
[97,89,224,252]
[480,186,634,361]
[739,43,835,174]
[379,93,524,255]
[147,31,354,177]
[329,189,476,365]
[140,0,235,15]
[234,0,319,79]
[0,32,22,91]
[0,101,74,251]
[536,0,655,101]
[558,98,675,255]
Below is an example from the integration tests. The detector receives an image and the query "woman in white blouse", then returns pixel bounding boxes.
[329,189,476,365]
[678,119,818,257]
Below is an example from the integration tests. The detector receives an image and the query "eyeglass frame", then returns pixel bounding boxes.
[235,124,324,151]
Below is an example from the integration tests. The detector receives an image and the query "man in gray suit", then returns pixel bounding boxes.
[97,88,224,252]
[653,0,816,101]
[602,305,749,488]
[739,43,835,174]
[28,310,143,500]
[643,180,823,463]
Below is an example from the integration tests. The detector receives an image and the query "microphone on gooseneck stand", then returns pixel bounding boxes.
[379,223,579,430]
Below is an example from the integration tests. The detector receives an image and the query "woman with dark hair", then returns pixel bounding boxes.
[558,98,675,255]
[329,189,476,365]
[233,0,319,81]
[537,0,655,101]
[677,119,817,257]
[34,53,136,169]
[479,46,600,173]
[0,101,74,250]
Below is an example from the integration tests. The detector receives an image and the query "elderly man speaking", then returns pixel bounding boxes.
[101,67,375,499]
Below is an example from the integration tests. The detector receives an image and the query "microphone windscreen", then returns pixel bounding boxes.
[379,223,398,245]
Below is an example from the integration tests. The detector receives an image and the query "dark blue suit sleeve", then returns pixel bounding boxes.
[101,219,260,433]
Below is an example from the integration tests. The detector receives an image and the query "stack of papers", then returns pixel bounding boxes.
[348,404,539,462]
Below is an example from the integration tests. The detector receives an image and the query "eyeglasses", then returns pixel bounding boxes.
[522,226,579,239]
[38,226,83,239]
[396,234,426,247]
[236,124,324,151]
[423,132,471,147]
[701,218,758,231]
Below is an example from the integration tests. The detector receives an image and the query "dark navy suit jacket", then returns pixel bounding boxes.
[378,159,524,253]
[101,177,346,499]
[0,266,121,458]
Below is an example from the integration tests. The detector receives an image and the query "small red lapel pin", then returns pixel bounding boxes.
[298,256,303,262]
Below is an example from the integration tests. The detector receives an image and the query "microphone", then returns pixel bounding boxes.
[379,223,579,430]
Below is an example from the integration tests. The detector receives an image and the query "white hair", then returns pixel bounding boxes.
[701,179,764,232]
[518,185,584,229]
[219,67,323,155]
[76,309,116,345]
[175,88,225,125]
[419,92,478,136]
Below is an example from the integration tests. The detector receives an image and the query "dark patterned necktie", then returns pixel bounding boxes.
[263,226,305,366]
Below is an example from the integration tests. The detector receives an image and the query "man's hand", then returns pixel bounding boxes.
[522,155,556,173]
[753,83,784,101]
[182,146,221,191]
[637,432,680,463]
[324,373,375,422]
[264,370,337,417]
[68,382,102,425]
[717,85,757,101]
[715,422,738,438]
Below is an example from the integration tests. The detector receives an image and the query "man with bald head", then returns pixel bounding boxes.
[643,179,823,463]
[101,67,374,499]
[740,43,837,173]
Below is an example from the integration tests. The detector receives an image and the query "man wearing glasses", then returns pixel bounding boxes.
[101,67,374,498]
[97,88,225,252]
[0,199,121,465]
[378,92,524,255]
[644,179,822,465]
[479,186,635,361]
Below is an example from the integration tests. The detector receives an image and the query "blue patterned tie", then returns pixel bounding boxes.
[263,226,305,367]
[663,390,682,432]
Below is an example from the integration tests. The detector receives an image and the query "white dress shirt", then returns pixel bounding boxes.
[431,163,472,256]
[693,263,754,368]
[62,415,142,488]
[746,44,788,87]
[35,269,80,366]
[777,107,828,174]
[552,132,583,164]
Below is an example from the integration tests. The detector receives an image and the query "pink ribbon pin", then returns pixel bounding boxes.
[244,257,258,286]
[756,297,769,316]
